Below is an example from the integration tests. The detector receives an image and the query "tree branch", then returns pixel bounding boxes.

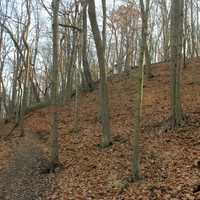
[59,23,82,32]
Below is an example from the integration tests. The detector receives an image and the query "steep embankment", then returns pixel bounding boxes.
[0,61,200,200]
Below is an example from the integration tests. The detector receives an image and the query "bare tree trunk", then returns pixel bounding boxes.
[170,0,184,128]
[19,47,30,136]
[140,0,153,79]
[73,53,80,133]
[190,0,197,84]
[81,1,94,92]
[131,0,145,182]
[160,0,170,61]
[19,0,31,136]
[66,28,78,102]
[102,0,106,53]
[50,0,60,169]
[11,48,20,118]
[88,0,112,147]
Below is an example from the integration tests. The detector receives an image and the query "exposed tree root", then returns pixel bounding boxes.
[97,141,113,149]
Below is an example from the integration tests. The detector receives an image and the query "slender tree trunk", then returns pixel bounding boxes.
[102,0,106,53]
[81,1,94,91]
[50,0,60,169]
[66,29,78,101]
[19,48,30,136]
[73,58,80,133]
[19,0,31,136]
[170,0,184,128]
[88,0,112,147]
[191,0,197,84]
[131,0,145,181]
[140,0,153,79]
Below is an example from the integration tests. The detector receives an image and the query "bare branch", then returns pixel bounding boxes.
[58,23,82,32]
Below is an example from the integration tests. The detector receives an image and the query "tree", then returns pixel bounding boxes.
[131,0,146,182]
[190,0,197,84]
[19,0,31,136]
[159,0,170,61]
[81,1,94,92]
[109,3,140,73]
[50,0,61,170]
[140,0,153,79]
[88,0,112,147]
[170,0,184,128]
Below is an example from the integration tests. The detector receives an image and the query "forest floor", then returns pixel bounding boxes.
[0,60,200,200]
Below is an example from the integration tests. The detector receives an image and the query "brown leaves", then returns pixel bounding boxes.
[1,62,200,199]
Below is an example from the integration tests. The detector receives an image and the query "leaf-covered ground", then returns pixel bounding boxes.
[0,61,200,200]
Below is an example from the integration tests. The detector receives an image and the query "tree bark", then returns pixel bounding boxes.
[131,0,145,182]
[81,1,94,92]
[140,0,153,79]
[88,0,112,147]
[50,0,60,169]
[170,0,184,128]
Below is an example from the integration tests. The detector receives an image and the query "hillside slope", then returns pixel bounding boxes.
[0,62,200,200]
